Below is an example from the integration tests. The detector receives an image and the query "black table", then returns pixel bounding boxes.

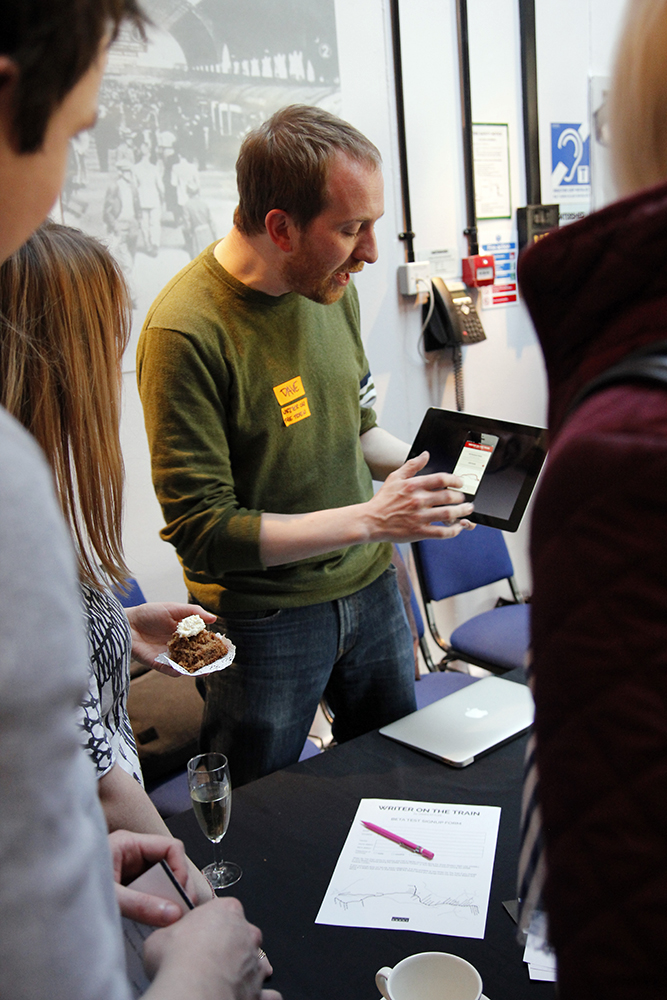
[169,722,555,1000]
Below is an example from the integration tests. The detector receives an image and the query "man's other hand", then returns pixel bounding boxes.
[143,897,282,1000]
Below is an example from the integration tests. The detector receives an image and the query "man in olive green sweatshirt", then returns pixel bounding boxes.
[138,105,473,786]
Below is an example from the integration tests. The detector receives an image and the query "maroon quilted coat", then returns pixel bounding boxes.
[519,181,667,1000]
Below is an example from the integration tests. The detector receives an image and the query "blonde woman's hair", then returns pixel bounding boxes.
[609,0,667,196]
[0,222,131,589]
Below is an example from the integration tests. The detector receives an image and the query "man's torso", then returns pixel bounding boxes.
[137,248,392,612]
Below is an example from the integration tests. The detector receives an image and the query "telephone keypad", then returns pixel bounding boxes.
[453,295,487,344]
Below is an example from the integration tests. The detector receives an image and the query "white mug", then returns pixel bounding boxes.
[375,951,484,1000]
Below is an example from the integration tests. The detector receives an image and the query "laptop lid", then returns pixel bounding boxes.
[379,676,534,768]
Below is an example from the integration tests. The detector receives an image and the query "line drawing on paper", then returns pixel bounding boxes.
[333,880,479,918]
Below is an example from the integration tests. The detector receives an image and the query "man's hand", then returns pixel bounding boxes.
[143,897,282,1000]
[363,451,474,542]
[109,830,192,927]
[260,450,473,566]
[125,602,217,675]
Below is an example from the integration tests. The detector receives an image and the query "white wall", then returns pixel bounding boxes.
[535,0,627,205]
[121,0,629,647]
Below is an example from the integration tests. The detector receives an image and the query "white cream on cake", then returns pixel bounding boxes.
[175,614,206,638]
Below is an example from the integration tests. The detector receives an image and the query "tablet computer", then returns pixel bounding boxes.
[407,407,547,531]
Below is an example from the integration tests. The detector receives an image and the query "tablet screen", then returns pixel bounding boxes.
[407,408,547,531]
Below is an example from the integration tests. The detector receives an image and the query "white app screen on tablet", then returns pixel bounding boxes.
[452,432,499,497]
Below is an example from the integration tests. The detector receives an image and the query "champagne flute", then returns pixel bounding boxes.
[187,752,242,889]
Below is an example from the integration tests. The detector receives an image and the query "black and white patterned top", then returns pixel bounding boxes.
[77,584,143,785]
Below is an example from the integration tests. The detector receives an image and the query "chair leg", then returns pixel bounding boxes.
[424,603,450,654]
[319,697,334,726]
[418,635,437,672]
[424,645,472,674]
[418,635,463,674]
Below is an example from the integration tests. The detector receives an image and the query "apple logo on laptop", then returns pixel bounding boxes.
[465,707,489,719]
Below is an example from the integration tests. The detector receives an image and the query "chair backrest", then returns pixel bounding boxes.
[408,580,425,640]
[392,544,425,639]
[114,576,147,608]
[412,525,514,603]
[392,544,436,671]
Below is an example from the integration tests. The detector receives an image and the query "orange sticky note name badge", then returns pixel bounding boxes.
[281,397,311,426]
[273,376,305,405]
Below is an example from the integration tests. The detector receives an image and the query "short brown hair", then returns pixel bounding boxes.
[0,0,149,153]
[0,223,131,589]
[608,0,667,195]
[235,104,382,235]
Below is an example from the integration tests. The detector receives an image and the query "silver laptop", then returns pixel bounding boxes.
[379,676,534,767]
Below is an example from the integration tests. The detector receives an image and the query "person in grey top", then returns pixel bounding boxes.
[0,2,279,999]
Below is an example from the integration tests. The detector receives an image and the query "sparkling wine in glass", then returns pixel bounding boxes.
[187,752,242,889]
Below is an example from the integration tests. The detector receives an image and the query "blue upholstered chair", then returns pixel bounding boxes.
[411,525,530,674]
[391,546,482,706]
[400,560,477,703]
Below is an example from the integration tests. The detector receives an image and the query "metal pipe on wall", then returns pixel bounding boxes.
[519,0,541,205]
[389,0,416,262]
[516,0,559,251]
[455,0,479,257]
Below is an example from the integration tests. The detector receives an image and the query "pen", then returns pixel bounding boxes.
[362,820,435,860]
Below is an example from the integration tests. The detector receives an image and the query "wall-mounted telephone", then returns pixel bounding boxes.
[422,276,487,351]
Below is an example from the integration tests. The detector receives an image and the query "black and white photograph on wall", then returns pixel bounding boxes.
[52,0,341,364]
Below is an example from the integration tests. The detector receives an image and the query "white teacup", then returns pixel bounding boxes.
[375,951,484,1000]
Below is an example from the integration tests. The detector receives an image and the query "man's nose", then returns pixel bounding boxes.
[354,227,378,264]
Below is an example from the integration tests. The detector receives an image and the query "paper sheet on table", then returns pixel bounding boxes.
[523,910,557,982]
[315,798,501,938]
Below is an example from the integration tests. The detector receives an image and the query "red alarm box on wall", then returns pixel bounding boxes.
[461,254,495,287]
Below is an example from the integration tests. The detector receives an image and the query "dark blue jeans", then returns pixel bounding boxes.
[200,566,416,786]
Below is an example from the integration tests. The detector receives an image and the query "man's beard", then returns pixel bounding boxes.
[282,254,364,305]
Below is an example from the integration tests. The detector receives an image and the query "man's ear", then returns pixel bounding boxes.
[0,55,18,86]
[265,209,297,252]
[0,57,20,148]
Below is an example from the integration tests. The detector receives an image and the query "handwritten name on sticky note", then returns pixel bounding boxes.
[281,397,311,426]
[273,376,305,405]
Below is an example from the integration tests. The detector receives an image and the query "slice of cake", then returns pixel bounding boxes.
[167,614,229,673]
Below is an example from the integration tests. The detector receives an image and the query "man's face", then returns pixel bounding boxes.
[0,42,107,263]
[282,153,384,305]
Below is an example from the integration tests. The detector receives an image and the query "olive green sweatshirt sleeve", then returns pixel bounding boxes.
[138,321,264,577]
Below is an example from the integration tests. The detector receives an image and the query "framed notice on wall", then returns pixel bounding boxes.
[472,123,511,220]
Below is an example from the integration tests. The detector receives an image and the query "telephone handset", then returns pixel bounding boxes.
[422,276,487,351]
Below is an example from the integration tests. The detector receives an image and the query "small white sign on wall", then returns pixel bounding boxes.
[472,123,511,220]
[416,247,458,279]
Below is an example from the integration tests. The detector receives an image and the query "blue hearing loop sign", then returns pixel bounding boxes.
[551,123,590,190]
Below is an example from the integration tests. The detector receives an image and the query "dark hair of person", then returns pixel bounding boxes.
[0,222,131,589]
[0,0,149,153]
[234,104,382,236]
